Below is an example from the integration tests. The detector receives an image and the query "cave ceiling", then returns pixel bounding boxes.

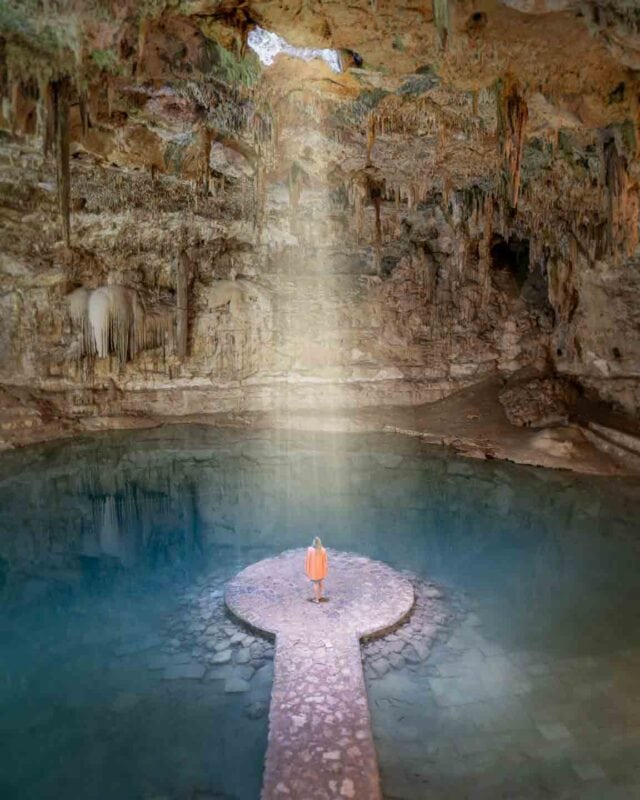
[1,0,640,426]
[2,2,637,186]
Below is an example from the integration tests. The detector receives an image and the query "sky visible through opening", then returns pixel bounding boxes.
[247,26,341,73]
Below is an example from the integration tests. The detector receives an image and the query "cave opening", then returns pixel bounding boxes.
[247,26,342,72]
[490,234,530,288]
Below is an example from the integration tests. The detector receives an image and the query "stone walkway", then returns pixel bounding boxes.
[225,549,415,800]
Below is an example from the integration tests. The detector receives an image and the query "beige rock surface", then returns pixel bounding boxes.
[0,1,639,471]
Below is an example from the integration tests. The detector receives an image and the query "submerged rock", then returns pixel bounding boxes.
[115,635,163,656]
[370,658,390,677]
[224,677,250,693]
[235,647,251,664]
[235,665,256,681]
[244,700,268,720]
[211,650,232,665]
[162,663,206,680]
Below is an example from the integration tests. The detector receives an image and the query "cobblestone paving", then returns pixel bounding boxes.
[225,549,415,800]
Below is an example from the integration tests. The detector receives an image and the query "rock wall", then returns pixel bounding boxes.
[0,1,639,422]
[0,138,551,418]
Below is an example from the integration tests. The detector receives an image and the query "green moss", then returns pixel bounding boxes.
[333,88,389,126]
[551,131,600,183]
[0,1,78,50]
[0,1,80,81]
[197,39,259,88]
[136,0,179,20]
[0,1,34,37]
[164,135,193,173]
[617,119,637,156]
[290,160,307,183]
[521,138,554,186]
[397,69,439,96]
[89,48,120,75]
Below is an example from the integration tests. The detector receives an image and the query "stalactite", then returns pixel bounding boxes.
[480,194,494,308]
[52,77,71,246]
[253,161,267,233]
[106,76,114,118]
[367,93,479,155]
[348,168,389,252]
[496,78,528,210]
[604,135,625,227]
[0,37,6,104]
[287,160,308,211]
[198,126,212,196]
[366,113,376,164]
[372,189,382,247]
[601,133,638,257]
[144,306,175,358]
[85,288,109,358]
[68,286,150,368]
[36,76,49,152]
[348,173,368,243]
[78,85,89,138]
[433,0,450,49]
[176,252,190,359]
[288,168,300,210]
[68,287,92,358]
[137,17,151,72]
[9,79,19,135]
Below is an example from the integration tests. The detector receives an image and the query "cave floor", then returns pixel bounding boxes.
[147,379,630,476]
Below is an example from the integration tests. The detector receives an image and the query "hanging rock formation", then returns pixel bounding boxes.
[0,0,638,461]
[67,285,146,364]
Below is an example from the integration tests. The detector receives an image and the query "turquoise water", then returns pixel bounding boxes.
[1,426,639,799]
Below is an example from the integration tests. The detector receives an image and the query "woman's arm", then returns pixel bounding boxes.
[305,548,311,577]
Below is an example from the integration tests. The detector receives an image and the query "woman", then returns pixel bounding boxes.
[305,536,328,603]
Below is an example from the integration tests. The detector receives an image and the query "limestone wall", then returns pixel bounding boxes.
[0,1,639,423]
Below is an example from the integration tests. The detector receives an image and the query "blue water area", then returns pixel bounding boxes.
[1,426,639,800]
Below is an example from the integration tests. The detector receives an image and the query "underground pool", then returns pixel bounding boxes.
[1,426,639,799]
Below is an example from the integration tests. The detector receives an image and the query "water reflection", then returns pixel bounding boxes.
[0,427,639,799]
[1,427,638,653]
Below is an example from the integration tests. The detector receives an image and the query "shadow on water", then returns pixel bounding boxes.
[1,425,640,799]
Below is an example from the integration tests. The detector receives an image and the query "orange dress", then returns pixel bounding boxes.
[305,546,328,581]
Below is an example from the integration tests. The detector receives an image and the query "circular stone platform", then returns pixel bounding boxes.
[225,549,414,800]
[226,548,414,640]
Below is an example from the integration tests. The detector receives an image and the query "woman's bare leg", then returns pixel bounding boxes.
[318,580,324,600]
[313,581,321,602]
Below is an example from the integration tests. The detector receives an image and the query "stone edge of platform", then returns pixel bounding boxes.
[224,548,416,642]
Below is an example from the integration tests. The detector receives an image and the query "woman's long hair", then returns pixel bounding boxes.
[312,536,323,551]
